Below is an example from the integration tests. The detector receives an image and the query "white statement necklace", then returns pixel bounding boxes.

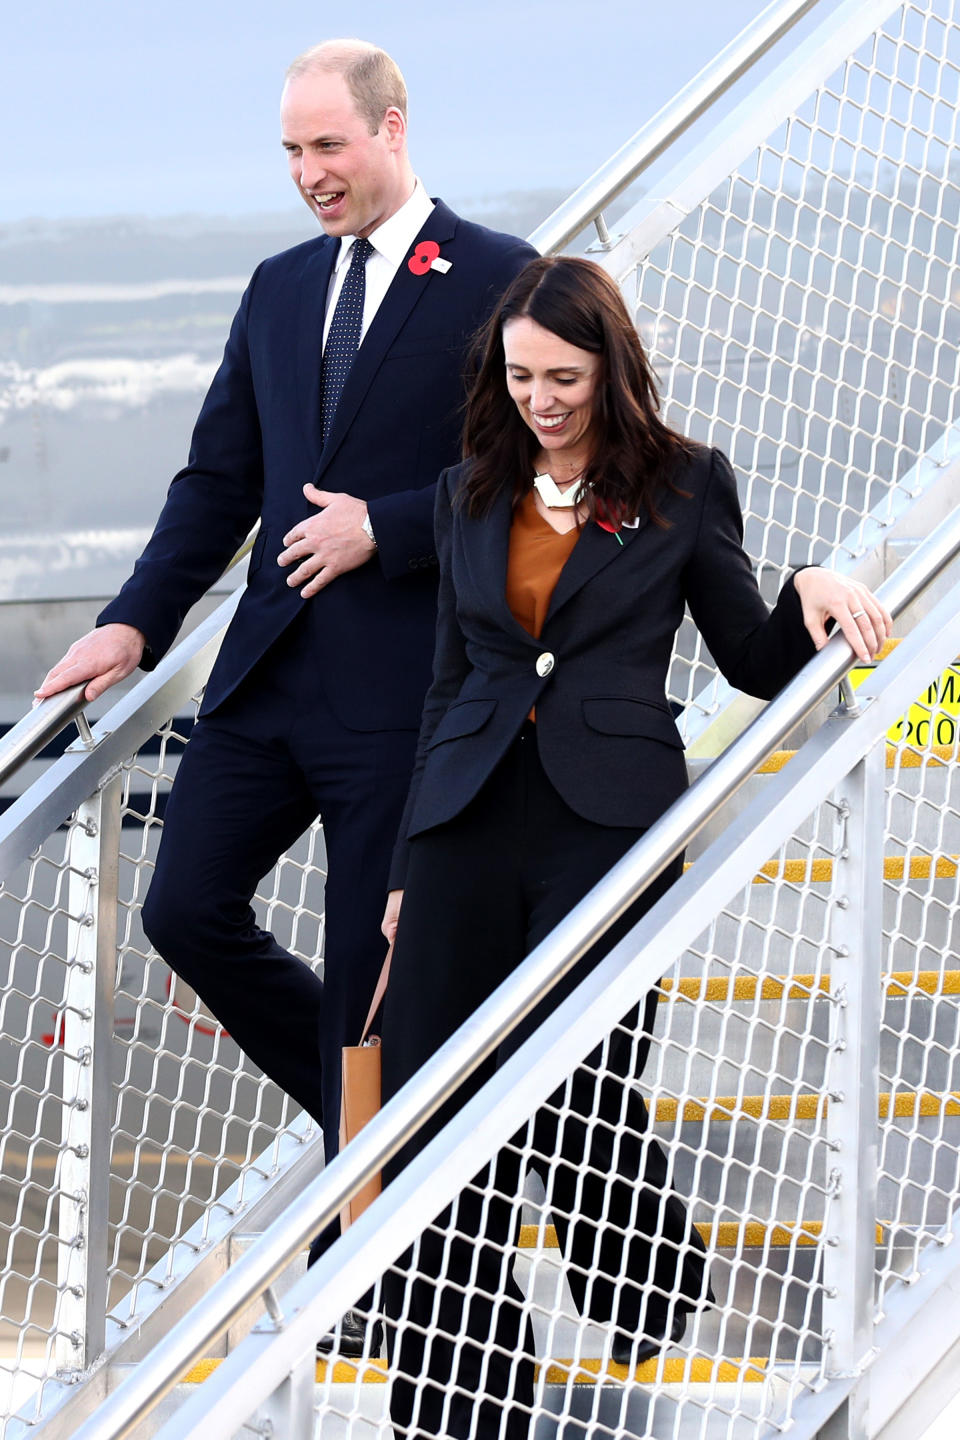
[532,472,590,509]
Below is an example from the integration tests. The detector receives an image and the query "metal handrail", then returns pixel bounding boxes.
[530,0,819,255]
[59,499,960,1440]
[0,684,88,788]
[0,530,257,788]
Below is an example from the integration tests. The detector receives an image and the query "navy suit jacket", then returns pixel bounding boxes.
[99,201,536,729]
[389,448,816,887]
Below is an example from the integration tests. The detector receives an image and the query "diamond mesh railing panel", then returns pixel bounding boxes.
[107,705,323,1318]
[0,700,323,1433]
[875,690,960,1315]
[293,727,958,1440]
[303,811,866,1439]
[0,825,82,1415]
[620,0,960,735]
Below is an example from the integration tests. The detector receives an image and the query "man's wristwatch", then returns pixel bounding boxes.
[361,512,377,548]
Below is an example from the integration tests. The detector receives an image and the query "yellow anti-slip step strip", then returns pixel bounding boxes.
[519,1219,884,1250]
[757,744,959,773]
[658,969,960,1003]
[402,1085,939,1126]
[757,855,957,882]
[681,855,960,882]
[649,1090,960,1124]
[539,1355,769,1385]
[184,1354,771,1387]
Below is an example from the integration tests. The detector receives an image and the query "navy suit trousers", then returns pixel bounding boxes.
[141,609,416,1258]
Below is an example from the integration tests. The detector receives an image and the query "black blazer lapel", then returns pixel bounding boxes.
[545,512,648,623]
[460,488,539,646]
[314,201,460,481]
[460,491,650,639]
[296,238,337,469]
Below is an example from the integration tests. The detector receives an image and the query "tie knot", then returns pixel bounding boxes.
[349,237,372,268]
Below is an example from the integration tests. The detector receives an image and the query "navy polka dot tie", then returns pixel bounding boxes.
[320,236,372,445]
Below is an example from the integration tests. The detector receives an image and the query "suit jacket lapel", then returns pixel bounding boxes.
[296,238,338,469]
[544,511,648,624]
[461,487,650,638]
[461,489,649,642]
[460,488,539,646]
[314,201,460,482]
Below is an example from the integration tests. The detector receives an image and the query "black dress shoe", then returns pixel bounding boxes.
[317,1310,384,1358]
[611,1311,687,1367]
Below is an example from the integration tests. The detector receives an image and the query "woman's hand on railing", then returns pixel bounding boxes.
[34,623,146,705]
[793,569,892,665]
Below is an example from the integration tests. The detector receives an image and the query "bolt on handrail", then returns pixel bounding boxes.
[62,498,960,1440]
[0,684,89,788]
[530,0,819,255]
[0,530,258,788]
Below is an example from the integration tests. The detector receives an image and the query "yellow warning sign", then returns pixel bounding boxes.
[850,662,960,747]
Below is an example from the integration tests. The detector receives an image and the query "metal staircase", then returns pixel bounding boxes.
[2,0,960,1435]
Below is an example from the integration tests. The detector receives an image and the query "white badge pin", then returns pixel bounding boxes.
[622,517,640,529]
[430,256,453,274]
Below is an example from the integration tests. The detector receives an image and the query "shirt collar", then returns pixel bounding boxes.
[334,179,435,271]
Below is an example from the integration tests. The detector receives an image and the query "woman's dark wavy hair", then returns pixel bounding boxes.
[461,256,691,522]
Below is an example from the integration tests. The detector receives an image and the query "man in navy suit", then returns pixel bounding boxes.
[37,40,535,1297]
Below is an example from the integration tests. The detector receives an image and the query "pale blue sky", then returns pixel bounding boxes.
[2,0,769,221]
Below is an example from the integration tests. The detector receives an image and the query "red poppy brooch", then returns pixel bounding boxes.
[408,240,452,276]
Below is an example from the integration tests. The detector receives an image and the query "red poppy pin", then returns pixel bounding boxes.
[595,497,625,545]
[408,240,452,276]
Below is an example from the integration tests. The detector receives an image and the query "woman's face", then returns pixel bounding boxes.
[503,316,601,464]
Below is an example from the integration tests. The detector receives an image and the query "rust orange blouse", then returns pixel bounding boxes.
[505,488,580,637]
[506,490,580,718]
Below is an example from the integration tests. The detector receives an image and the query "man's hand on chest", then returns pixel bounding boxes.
[277,483,378,597]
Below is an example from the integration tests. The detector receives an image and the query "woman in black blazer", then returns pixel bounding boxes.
[378,257,889,1440]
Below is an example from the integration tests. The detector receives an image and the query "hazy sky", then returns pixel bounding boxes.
[3,0,770,222]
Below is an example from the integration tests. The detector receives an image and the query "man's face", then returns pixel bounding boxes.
[281,70,406,238]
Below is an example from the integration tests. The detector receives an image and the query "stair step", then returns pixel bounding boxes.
[681,852,959,881]
[757,743,958,772]
[517,1220,885,1250]
[648,1089,960,1124]
[182,1354,772,1387]
[539,1355,769,1385]
[658,969,960,1002]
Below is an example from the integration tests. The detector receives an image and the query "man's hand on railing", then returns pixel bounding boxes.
[793,569,892,666]
[34,623,146,704]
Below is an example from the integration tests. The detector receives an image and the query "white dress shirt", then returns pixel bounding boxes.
[322,179,435,350]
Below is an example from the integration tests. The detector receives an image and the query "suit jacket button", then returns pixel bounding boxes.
[536,652,555,677]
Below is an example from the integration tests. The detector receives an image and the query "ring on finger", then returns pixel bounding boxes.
[851,609,867,619]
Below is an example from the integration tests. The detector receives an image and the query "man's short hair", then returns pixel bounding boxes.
[286,39,408,133]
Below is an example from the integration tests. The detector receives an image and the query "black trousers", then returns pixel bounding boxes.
[381,725,711,1440]
[141,611,416,1262]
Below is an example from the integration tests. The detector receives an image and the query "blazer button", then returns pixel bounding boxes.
[536,652,555,677]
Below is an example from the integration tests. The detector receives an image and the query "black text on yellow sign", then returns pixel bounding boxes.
[849,663,960,747]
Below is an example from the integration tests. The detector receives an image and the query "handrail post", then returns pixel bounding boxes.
[245,1338,315,1439]
[819,735,885,1434]
[56,774,123,1372]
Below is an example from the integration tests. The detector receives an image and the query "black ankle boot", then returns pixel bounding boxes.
[611,1311,687,1367]
[317,1310,384,1358]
